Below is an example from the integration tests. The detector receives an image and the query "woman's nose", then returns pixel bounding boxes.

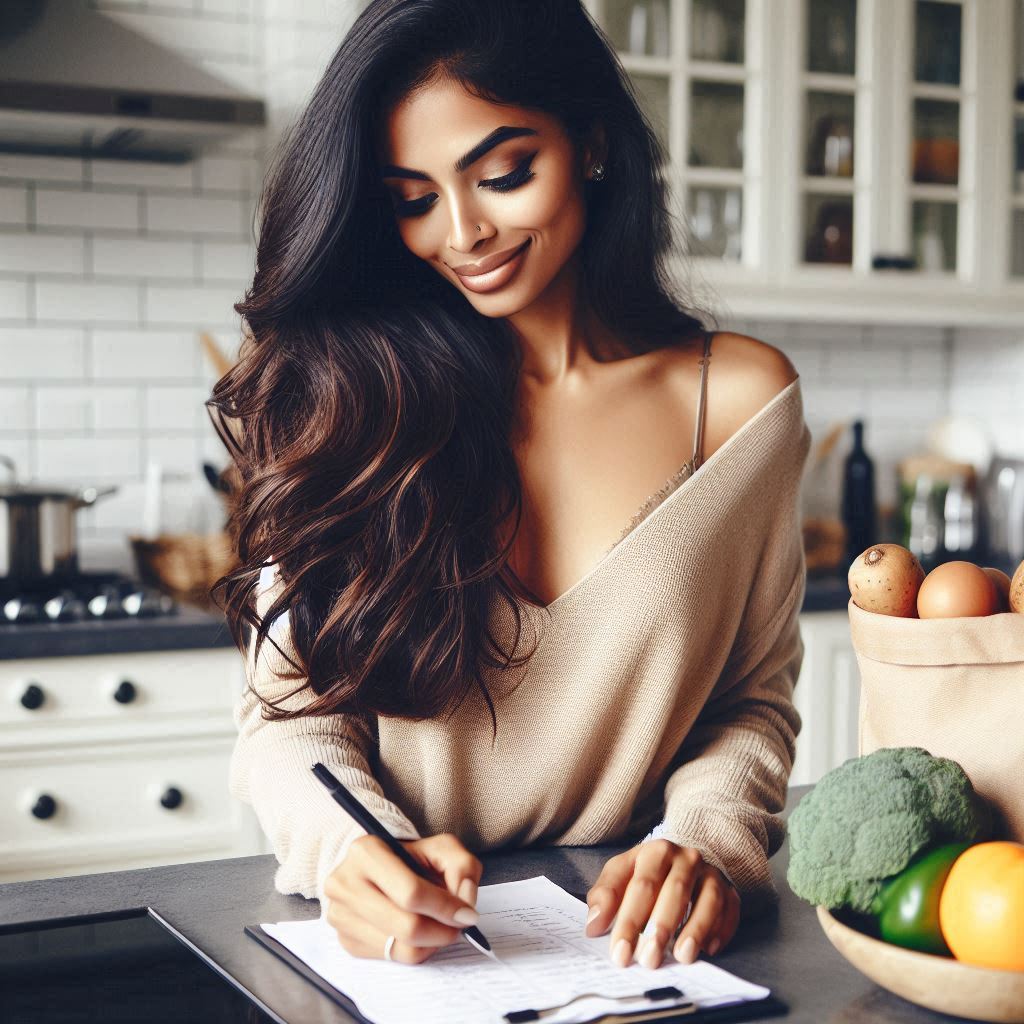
[447,195,492,252]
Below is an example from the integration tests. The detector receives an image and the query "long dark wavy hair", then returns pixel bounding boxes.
[207,0,708,738]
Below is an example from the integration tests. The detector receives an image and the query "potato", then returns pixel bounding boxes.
[848,544,925,617]
[1011,560,1024,614]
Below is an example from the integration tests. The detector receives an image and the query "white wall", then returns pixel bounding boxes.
[0,0,1020,572]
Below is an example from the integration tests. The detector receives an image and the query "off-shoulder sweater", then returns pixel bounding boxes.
[229,377,811,915]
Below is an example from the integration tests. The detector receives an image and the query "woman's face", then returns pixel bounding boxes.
[377,78,597,316]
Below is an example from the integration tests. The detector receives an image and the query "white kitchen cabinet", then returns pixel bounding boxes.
[0,647,266,883]
[792,609,861,785]
[586,0,1023,325]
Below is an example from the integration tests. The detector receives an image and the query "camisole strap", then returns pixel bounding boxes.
[690,330,713,469]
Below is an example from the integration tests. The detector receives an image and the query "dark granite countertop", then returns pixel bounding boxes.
[0,787,970,1023]
[0,603,236,660]
[0,577,852,662]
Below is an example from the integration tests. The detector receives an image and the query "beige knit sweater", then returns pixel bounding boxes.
[230,378,811,914]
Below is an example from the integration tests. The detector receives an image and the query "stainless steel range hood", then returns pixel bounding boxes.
[0,0,266,163]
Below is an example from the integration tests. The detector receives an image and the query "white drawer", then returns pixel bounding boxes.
[0,648,245,737]
[0,735,246,865]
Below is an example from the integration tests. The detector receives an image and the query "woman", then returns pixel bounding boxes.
[209,0,809,973]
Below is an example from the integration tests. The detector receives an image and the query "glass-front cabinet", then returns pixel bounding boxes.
[584,0,1022,324]
[583,0,767,266]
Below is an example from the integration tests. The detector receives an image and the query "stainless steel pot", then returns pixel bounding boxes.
[0,456,117,582]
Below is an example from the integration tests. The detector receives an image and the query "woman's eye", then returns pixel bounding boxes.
[479,153,538,193]
[392,152,537,218]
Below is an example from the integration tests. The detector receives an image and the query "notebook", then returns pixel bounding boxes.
[246,875,786,1024]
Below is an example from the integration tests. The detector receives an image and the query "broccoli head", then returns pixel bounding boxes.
[787,746,991,913]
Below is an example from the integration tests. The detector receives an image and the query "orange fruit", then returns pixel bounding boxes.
[938,841,1024,971]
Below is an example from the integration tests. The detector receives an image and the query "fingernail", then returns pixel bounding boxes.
[641,937,663,969]
[458,879,477,906]
[586,905,600,926]
[612,937,632,967]
[675,936,697,964]
[453,907,479,926]
[707,937,721,956]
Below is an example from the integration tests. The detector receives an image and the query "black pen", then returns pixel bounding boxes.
[310,762,496,961]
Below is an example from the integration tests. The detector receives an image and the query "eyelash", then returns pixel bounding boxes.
[393,153,538,218]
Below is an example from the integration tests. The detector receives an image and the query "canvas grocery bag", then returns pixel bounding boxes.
[848,598,1024,842]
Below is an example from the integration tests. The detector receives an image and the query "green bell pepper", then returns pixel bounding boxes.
[871,841,971,955]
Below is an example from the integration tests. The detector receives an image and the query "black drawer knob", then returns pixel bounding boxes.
[113,680,138,704]
[31,794,57,820]
[160,786,184,810]
[20,683,45,710]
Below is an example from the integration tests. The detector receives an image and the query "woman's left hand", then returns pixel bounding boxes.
[584,839,741,969]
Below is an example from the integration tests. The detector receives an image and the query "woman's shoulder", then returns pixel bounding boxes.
[673,331,800,462]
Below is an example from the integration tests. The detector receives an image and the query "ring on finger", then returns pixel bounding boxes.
[384,934,396,961]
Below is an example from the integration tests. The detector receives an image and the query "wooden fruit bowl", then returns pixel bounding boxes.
[817,906,1024,1023]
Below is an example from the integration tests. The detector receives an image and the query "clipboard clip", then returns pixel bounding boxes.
[504,984,695,1023]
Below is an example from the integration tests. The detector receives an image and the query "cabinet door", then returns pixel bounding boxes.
[585,0,769,268]
[792,611,861,786]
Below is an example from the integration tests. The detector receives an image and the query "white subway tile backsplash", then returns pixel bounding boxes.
[145,283,243,326]
[198,239,255,282]
[91,387,144,431]
[0,387,32,430]
[35,280,139,324]
[36,437,141,483]
[0,186,27,226]
[0,154,83,185]
[0,232,86,275]
[88,158,195,191]
[145,434,202,475]
[146,384,211,431]
[196,155,260,194]
[34,386,92,431]
[91,329,201,380]
[36,188,140,232]
[0,328,85,378]
[0,278,29,320]
[145,193,246,236]
[93,237,195,280]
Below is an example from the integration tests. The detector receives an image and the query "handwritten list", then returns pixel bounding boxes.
[260,876,770,1024]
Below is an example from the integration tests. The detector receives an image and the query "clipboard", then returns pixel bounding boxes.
[245,922,788,1024]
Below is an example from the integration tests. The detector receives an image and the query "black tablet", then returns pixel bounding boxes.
[0,906,282,1024]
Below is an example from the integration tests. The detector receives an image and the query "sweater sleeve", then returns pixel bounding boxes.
[651,430,808,917]
[229,563,422,904]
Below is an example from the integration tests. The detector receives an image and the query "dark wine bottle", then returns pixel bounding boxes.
[842,420,877,565]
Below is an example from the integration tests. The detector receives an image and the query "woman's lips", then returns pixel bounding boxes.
[453,239,531,294]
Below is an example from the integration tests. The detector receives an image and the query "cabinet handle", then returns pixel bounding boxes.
[112,680,138,705]
[20,683,45,710]
[31,794,58,820]
[159,786,184,811]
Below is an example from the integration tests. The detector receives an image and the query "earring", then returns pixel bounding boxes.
[590,162,605,181]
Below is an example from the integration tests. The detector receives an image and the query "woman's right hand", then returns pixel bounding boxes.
[323,833,483,964]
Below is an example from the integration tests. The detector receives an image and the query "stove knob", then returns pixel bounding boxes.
[4,597,42,623]
[20,683,45,710]
[31,794,58,820]
[159,786,184,811]
[112,680,138,704]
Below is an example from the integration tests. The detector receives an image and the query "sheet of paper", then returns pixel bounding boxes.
[260,875,769,1024]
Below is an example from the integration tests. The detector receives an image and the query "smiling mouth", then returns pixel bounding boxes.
[452,239,531,278]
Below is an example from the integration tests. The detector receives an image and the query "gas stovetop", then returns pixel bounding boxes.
[0,573,177,626]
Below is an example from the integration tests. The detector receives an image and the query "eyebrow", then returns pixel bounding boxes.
[380,125,539,181]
